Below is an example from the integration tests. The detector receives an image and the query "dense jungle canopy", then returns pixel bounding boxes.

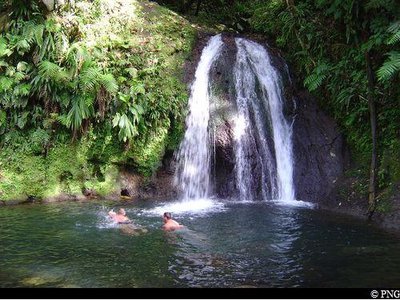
[0,0,399,218]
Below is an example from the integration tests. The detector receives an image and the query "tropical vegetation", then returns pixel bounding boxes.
[0,0,195,201]
[1,0,399,219]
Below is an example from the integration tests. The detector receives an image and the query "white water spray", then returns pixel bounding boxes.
[174,35,224,200]
[233,38,295,202]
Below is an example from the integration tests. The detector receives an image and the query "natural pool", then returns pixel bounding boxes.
[1,198,399,288]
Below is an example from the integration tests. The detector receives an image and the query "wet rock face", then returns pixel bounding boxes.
[208,40,238,198]
[291,91,350,202]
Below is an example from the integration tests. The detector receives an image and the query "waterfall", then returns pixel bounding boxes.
[233,38,295,201]
[174,35,295,203]
[174,34,224,200]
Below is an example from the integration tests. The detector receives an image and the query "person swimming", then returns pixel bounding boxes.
[162,212,184,231]
[108,208,148,236]
[108,208,132,224]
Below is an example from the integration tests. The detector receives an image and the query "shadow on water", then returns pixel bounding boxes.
[1,199,400,288]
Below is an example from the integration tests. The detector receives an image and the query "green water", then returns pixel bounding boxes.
[0,199,399,288]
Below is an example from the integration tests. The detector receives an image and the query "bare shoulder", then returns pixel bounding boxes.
[163,224,184,231]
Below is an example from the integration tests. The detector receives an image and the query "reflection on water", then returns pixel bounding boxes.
[0,199,400,288]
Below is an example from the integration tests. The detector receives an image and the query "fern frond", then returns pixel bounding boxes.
[335,87,355,110]
[38,60,69,82]
[0,76,13,92]
[33,24,45,47]
[22,21,36,43]
[0,110,6,127]
[39,34,56,61]
[23,21,44,47]
[66,43,90,73]
[377,51,400,82]
[13,71,25,81]
[15,83,31,96]
[0,37,12,58]
[304,62,330,91]
[14,38,30,54]
[304,73,323,91]
[387,21,400,45]
[100,73,118,95]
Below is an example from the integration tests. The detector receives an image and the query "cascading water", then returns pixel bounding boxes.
[233,38,295,202]
[174,34,295,204]
[174,34,224,200]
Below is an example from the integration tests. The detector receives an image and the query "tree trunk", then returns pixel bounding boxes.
[365,51,378,219]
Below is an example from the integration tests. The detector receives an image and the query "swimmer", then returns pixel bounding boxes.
[109,208,148,236]
[162,212,184,231]
[108,208,132,224]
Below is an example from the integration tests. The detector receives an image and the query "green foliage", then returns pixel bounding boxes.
[45,143,88,196]
[126,119,171,177]
[387,20,400,45]
[377,20,400,82]
[304,62,331,91]
[0,151,47,200]
[84,164,119,197]
[85,124,123,164]
[37,60,69,82]
[377,51,400,82]
[166,117,185,151]
[0,0,196,200]
[112,112,138,142]
[29,128,51,154]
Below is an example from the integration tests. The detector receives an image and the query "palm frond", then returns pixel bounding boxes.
[38,60,69,82]
[79,65,102,92]
[67,95,93,130]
